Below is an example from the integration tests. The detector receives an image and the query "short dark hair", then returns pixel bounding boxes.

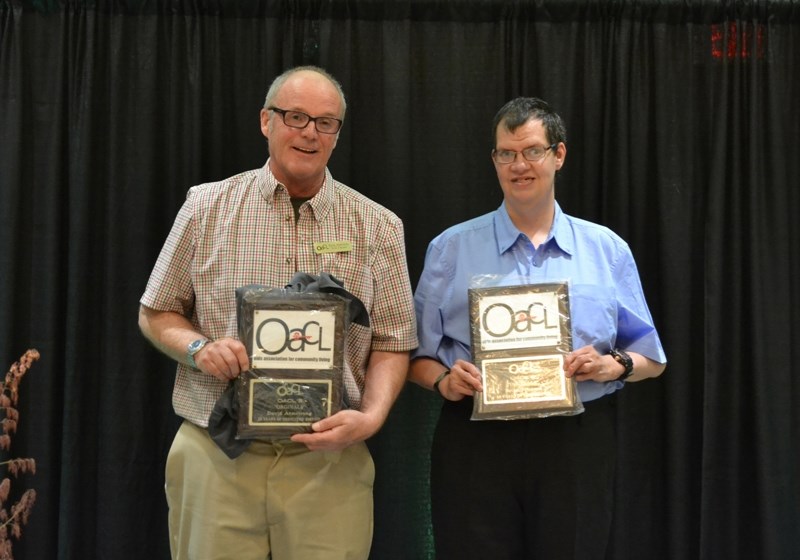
[491,97,567,148]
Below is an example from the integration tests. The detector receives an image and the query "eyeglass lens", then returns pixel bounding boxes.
[494,145,554,163]
[275,108,341,134]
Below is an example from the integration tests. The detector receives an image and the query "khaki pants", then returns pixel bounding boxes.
[165,421,375,560]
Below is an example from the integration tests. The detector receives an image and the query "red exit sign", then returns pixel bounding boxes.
[711,22,767,60]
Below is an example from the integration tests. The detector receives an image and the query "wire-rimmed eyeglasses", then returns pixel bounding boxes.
[268,107,343,134]
[492,143,558,164]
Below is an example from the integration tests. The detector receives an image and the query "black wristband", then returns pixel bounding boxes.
[433,369,451,397]
[609,348,634,381]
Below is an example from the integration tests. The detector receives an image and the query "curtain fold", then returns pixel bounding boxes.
[1,1,798,558]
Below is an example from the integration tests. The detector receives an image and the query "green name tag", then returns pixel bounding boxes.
[313,240,353,254]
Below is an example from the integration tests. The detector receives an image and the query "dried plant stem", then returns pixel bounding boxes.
[0,350,40,559]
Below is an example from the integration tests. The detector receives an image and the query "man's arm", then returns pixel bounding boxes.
[138,304,249,382]
[408,356,483,401]
[620,352,666,382]
[291,350,409,451]
[564,345,666,383]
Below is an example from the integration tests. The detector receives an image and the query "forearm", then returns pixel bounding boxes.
[138,304,202,366]
[359,350,410,427]
[408,356,448,391]
[625,352,666,382]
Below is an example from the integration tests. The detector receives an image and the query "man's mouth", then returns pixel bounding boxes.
[293,146,317,155]
[511,177,535,185]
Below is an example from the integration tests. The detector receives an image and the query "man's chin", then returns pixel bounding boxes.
[281,164,325,191]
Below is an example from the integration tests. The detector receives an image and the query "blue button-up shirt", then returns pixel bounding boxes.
[412,202,666,402]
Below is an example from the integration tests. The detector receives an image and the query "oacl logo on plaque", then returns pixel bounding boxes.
[478,291,561,351]
[251,309,336,369]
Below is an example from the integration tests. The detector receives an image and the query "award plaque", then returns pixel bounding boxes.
[235,285,347,439]
[468,282,582,420]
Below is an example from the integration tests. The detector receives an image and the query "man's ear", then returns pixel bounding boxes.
[554,142,567,170]
[260,108,271,140]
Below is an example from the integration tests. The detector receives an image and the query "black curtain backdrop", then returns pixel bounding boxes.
[1,1,798,558]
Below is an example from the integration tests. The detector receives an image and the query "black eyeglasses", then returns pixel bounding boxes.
[268,107,343,134]
[492,143,558,164]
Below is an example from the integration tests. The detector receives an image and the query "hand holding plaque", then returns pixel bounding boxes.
[468,281,583,420]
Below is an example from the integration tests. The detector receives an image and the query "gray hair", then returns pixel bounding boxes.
[263,66,347,119]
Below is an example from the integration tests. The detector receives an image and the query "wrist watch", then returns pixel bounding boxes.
[187,338,211,369]
[433,369,451,397]
[609,348,634,381]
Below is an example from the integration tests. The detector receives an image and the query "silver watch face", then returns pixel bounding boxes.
[188,338,208,355]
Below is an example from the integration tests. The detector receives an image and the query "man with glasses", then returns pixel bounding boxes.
[408,97,666,559]
[139,66,417,559]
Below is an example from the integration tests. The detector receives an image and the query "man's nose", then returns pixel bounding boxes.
[300,123,318,138]
[510,153,529,167]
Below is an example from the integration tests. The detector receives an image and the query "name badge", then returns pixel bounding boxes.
[313,241,352,254]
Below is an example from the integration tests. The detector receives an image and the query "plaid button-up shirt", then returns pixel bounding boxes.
[141,162,418,426]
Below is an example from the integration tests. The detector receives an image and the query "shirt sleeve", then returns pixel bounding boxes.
[613,245,667,363]
[139,192,197,316]
[411,239,451,362]
[367,215,418,352]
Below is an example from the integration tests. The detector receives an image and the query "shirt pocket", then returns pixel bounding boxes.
[328,252,374,315]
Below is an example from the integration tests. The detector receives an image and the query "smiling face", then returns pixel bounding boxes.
[260,70,344,197]
[493,117,566,219]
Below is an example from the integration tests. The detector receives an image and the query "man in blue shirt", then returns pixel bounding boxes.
[409,97,667,559]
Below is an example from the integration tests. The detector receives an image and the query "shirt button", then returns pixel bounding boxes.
[285,257,292,265]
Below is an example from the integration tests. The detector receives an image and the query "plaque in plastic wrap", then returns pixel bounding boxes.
[468,281,582,420]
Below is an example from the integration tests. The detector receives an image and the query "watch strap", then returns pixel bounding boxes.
[433,369,451,397]
[187,338,211,370]
[609,348,634,381]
